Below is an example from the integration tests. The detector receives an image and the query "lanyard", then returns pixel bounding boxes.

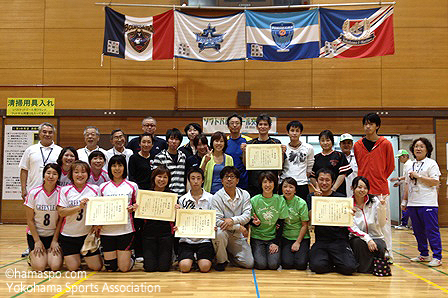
[40,147,53,166]
[412,161,424,173]
[113,148,125,156]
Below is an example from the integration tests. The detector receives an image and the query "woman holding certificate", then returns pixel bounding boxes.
[57,161,102,271]
[25,163,63,271]
[250,171,289,270]
[348,177,387,273]
[56,147,78,187]
[143,165,174,272]
[200,131,234,194]
[98,155,138,272]
[280,177,310,270]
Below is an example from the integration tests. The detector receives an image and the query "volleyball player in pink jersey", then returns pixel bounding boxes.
[98,155,138,272]
[87,151,110,186]
[57,147,78,187]
[57,161,102,271]
[25,163,63,271]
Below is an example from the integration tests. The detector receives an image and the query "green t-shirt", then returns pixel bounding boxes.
[250,194,289,241]
[282,195,310,241]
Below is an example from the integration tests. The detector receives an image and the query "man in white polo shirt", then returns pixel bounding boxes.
[77,126,107,165]
[105,129,133,167]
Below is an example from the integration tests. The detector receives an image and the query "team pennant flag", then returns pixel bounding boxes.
[174,11,246,62]
[102,7,174,61]
[319,5,395,58]
[246,10,320,61]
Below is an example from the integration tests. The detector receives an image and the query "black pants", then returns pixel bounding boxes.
[350,237,386,273]
[143,233,173,272]
[133,218,144,258]
[281,237,310,270]
[295,184,310,201]
[309,240,358,275]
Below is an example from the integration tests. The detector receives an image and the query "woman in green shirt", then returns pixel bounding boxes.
[280,177,310,270]
[250,171,289,270]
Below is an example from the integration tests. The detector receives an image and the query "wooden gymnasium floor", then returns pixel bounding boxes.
[0,225,446,297]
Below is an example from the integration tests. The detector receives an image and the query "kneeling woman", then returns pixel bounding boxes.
[280,177,310,270]
[250,171,289,270]
[25,163,64,271]
[98,155,138,272]
[349,176,387,273]
[57,161,102,271]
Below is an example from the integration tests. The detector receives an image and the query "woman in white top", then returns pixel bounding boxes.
[56,147,78,187]
[25,163,63,271]
[98,155,138,272]
[403,138,442,267]
[57,161,102,271]
[348,176,387,273]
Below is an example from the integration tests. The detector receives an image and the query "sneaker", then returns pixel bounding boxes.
[21,248,30,257]
[395,225,407,230]
[214,261,228,271]
[410,255,431,262]
[135,257,144,263]
[428,258,442,267]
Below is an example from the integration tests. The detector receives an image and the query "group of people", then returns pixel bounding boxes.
[19,112,443,275]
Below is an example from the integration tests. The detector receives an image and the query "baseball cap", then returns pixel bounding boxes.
[395,149,409,157]
[339,133,353,142]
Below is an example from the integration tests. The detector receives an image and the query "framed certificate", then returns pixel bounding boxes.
[311,196,353,227]
[175,209,216,239]
[135,190,177,221]
[246,144,282,170]
[85,196,128,226]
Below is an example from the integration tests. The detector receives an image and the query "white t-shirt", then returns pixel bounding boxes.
[58,184,99,237]
[105,148,133,169]
[25,185,60,237]
[19,142,62,192]
[87,170,110,187]
[345,152,358,198]
[99,179,138,236]
[280,142,314,185]
[405,157,441,207]
[77,146,108,168]
[59,170,72,187]
[178,190,214,244]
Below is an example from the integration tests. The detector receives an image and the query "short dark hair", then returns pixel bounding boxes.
[57,146,78,167]
[150,165,172,192]
[210,131,227,152]
[138,132,154,144]
[220,166,240,180]
[410,137,433,159]
[256,114,272,126]
[319,130,334,145]
[166,128,183,142]
[184,123,202,135]
[107,155,127,180]
[316,168,335,182]
[286,121,303,133]
[258,171,278,193]
[88,150,106,165]
[110,129,125,139]
[352,176,375,204]
[193,134,208,148]
[280,177,298,193]
[42,163,62,184]
[68,161,90,183]
[187,167,204,181]
[227,113,242,126]
[362,113,381,132]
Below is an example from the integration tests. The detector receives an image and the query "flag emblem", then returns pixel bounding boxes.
[195,23,225,52]
[340,19,375,45]
[127,28,152,53]
[270,22,294,51]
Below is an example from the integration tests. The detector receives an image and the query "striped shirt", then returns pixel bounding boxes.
[152,149,186,196]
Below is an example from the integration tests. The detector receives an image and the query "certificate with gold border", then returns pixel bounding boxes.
[135,190,177,221]
[246,144,282,170]
[175,209,216,239]
[311,196,353,227]
[85,196,128,225]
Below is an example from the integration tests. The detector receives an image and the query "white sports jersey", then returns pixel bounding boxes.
[25,185,60,237]
[76,146,108,170]
[405,157,441,207]
[105,148,133,169]
[58,184,99,237]
[99,179,138,236]
[88,170,110,187]
[59,170,72,187]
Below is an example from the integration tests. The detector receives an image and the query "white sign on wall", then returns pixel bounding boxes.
[202,117,277,134]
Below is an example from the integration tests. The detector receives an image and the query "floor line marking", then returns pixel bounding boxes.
[392,249,448,276]
[51,271,97,298]
[393,263,448,294]
[252,269,261,298]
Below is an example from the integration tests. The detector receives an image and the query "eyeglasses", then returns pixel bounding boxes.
[143,124,156,127]
[223,175,237,180]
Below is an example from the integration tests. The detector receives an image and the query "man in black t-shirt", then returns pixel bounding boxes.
[308,168,358,275]
[127,116,167,158]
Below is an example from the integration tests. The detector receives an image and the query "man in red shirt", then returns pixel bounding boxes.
[354,113,395,262]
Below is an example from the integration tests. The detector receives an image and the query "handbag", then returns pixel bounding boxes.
[372,256,392,276]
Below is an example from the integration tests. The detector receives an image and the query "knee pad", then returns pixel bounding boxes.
[104,259,118,272]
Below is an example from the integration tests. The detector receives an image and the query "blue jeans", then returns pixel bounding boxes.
[251,238,280,270]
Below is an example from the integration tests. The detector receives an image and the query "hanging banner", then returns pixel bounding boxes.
[7,98,55,116]
[202,117,277,134]
[319,5,395,58]
[174,11,246,62]
[2,125,40,200]
[246,10,320,61]
[102,7,174,61]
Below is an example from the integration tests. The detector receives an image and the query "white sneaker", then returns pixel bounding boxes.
[395,225,407,230]
[410,255,431,262]
[428,258,442,267]
[135,257,144,263]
